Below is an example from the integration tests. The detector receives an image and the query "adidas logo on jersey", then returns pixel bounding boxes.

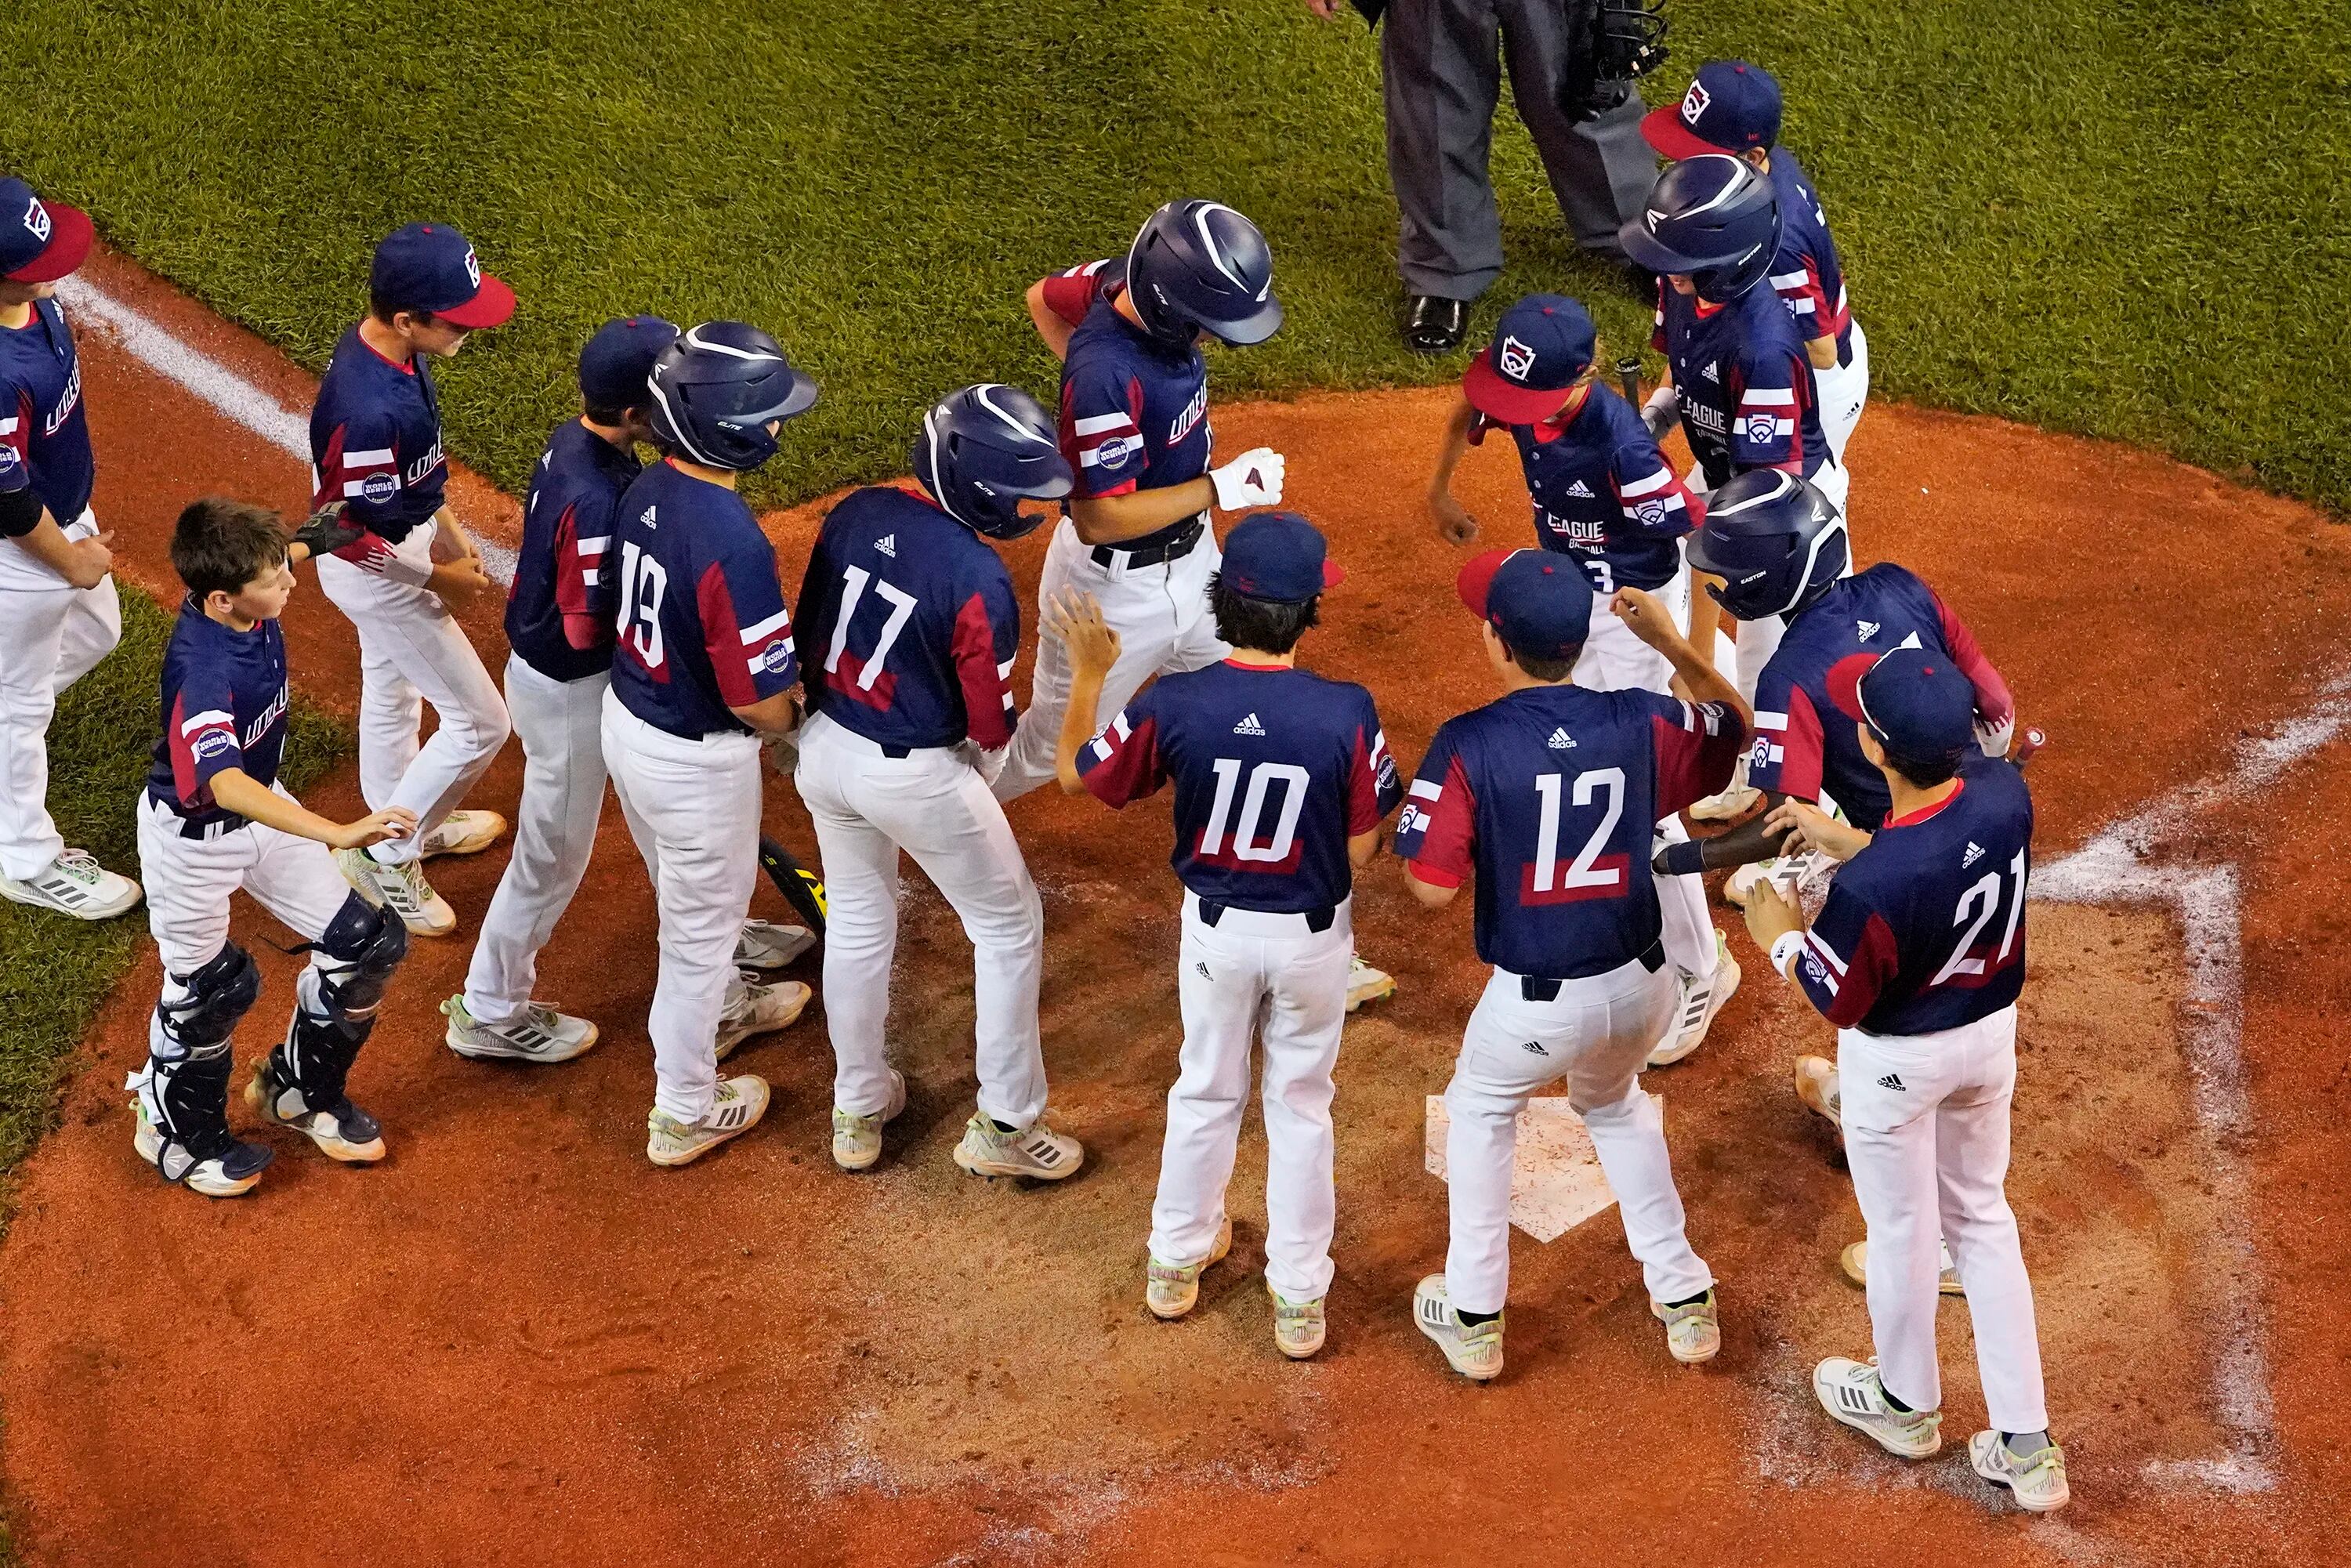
[1564,479,1595,498]
[1878,1073,1907,1092]
[639,505,657,528]
[1963,842,1985,868]
[1857,621,1880,641]
[875,533,897,558]
[1233,712,1266,736]
[1548,728,1576,750]
[1701,361,1721,383]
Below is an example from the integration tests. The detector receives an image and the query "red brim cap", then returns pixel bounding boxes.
[1321,558,1346,589]
[1455,548,1511,621]
[1462,347,1580,425]
[1639,103,1734,161]
[1825,651,1872,721]
[435,271,516,329]
[5,201,93,284]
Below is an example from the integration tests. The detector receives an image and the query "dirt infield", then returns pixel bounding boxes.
[4,252,2350,1566]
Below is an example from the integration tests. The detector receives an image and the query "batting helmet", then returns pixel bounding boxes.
[1618,154,1782,302]
[647,321,818,472]
[911,383,1074,541]
[1685,469,1847,621]
[1125,200,1283,348]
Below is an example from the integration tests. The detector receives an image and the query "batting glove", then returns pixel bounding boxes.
[1210,448,1286,511]
[1641,385,1680,441]
[289,499,365,559]
[1975,712,2016,758]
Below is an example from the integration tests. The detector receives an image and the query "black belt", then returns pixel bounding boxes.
[153,800,241,842]
[1197,899,1337,934]
[1520,939,1665,1001]
[1090,518,1203,570]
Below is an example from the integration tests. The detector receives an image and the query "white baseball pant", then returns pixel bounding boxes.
[1816,320,1871,466]
[1686,458,1851,707]
[1152,893,1353,1300]
[0,510,121,880]
[135,786,356,1051]
[1838,1006,2050,1432]
[460,657,609,1026]
[317,536,510,867]
[795,711,1048,1128]
[601,693,760,1126]
[1442,957,1711,1315]
[991,516,1228,802]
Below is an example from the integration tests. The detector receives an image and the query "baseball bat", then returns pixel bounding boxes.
[1616,355,1643,407]
[2009,725,2047,770]
[758,835,828,936]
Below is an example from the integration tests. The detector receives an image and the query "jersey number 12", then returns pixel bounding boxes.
[1527,766,1628,902]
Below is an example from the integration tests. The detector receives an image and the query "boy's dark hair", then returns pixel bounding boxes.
[172,498,288,599]
[1503,638,1579,683]
[1879,743,1963,791]
[367,294,441,329]
[583,400,637,429]
[1209,574,1320,655]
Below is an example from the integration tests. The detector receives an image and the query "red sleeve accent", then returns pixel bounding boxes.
[549,503,606,652]
[167,690,200,806]
[1935,592,2015,727]
[1345,726,1383,835]
[1777,684,1828,803]
[1814,910,1901,1028]
[1038,261,1110,327]
[1079,710,1165,807]
[1651,698,1749,817]
[697,562,757,708]
[1402,755,1477,887]
[2,387,31,469]
[951,590,1015,750]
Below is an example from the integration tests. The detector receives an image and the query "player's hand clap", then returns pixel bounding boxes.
[1762,796,1871,864]
[1209,448,1286,511]
[331,806,419,853]
[429,552,495,602]
[1741,875,1802,955]
[1045,588,1122,681]
[1429,488,1478,545]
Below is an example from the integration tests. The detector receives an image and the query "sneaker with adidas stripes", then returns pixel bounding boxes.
[440,995,600,1063]
[0,848,143,921]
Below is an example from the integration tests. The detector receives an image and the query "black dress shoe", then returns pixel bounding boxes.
[1404,295,1468,355]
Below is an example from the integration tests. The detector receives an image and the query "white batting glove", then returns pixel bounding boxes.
[1641,385,1681,440]
[1209,448,1286,511]
[1975,712,2016,758]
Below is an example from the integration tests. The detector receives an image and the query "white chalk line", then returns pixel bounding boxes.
[58,276,520,587]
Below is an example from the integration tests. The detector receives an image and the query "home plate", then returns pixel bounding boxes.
[1424,1095,1634,1243]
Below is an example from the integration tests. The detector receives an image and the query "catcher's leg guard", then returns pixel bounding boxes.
[130,943,273,1196]
[248,895,404,1161]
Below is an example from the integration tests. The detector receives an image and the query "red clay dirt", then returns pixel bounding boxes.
[3,249,2350,1566]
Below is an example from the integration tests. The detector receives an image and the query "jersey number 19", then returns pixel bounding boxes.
[616,541,668,670]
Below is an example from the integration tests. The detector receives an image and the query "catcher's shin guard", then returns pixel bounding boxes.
[131,944,273,1191]
[252,896,405,1144]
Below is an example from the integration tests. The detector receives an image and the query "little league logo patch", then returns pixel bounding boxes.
[1497,334,1538,382]
[1749,734,1773,770]
[0,445,19,477]
[462,246,482,288]
[1634,499,1669,527]
[360,472,400,505]
[1744,411,1778,446]
[22,195,51,244]
[1681,81,1712,125]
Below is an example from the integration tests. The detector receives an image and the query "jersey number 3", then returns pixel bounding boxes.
[616,541,669,670]
[1526,767,1628,904]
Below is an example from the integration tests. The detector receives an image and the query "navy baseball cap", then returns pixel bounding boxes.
[1220,511,1342,603]
[578,316,679,410]
[0,178,93,284]
[1850,646,1976,762]
[370,222,516,328]
[1457,548,1591,659]
[1463,295,1598,425]
[1642,60,1783,160]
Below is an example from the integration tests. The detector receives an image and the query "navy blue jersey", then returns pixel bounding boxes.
[1052,257,1213,552]
[308,325,448,562]
[794,485,1022,751]
[1794,758,2031,1036]
[1473,385,1703,592]
[1081,661,1400,913]
[147,598,292,831]
[507,418,638,683]
[1748,565,2014,831]
[1397,686,1744,978]
[608,460,799,740]
[1765,148,1853,359]
[1653,282,1828,489]
[0,297,94,525]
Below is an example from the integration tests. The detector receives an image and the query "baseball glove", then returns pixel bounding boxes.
[288,498,365,559]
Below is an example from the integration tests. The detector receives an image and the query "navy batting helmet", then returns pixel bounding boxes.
[647,321,818,472]
[911,383,1074,541]
[1618,154,1782,302]
[1125,200,1283,348]
[1685,469,1847,621]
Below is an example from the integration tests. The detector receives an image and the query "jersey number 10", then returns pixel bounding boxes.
[1200,758,1310,865]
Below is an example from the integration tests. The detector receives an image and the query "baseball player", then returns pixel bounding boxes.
[0,176,138,921]
[1643,61,1868,462]
[440,317,812,1066]
[310,222,516,939]
[1426,293,1734,1068]
[129,497,415,1197]
[603,321,816,1168]
[792,384,1083,1180]
[1741,647,2066,1512]
[1049,512,1401,1359]
[1396,549,1748,1381]
[1009,200,1395,1013]
[1656,469,2014,1110]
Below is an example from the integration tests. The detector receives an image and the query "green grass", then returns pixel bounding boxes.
[1,0,2344,512]
[0,588,348,1207]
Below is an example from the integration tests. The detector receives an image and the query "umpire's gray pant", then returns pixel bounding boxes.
[1382,0,1657,299]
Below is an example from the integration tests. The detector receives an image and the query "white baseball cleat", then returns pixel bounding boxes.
[1270,1284,1327,1360]
[335,847,457,937]
[1727,849,1828,911]
[417,809,506,859]
[1145,1215,1233,1320]
[1413,1274,1504,1382]
[1687,783,1761,823]
[647,1075,770,1167]
[440,995,600,1064]
[953,1111,1084,1181]
[1647,931,1741,1067]
[130,1099,271,1198]
[1841,1239,1964,1296]
[1813,1356,1943,1458]
[734,918,816,971]
[245,1060,386,1164]
[1346,954,1396,1013]
[1651,1289,1722,1364]
[1795,1056,1842,1132]
[831,1067,907,1171]
[1969,1429,2070,1512]
[714,975,812,1060]
[1,849,142,921]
